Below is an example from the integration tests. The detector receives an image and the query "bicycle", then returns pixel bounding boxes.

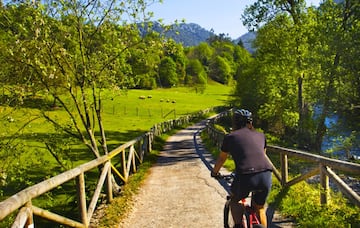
[220,173,265,228]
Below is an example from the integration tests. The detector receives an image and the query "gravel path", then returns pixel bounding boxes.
[118,120,295,228]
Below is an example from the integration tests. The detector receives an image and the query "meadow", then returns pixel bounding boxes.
[0,82,232,195]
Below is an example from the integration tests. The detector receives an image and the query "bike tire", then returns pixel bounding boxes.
[223,200,235,228]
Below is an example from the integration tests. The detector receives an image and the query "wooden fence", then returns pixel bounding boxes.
[205,112,360,207]
[0,107,219,228]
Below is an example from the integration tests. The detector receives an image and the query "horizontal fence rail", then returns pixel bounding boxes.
[205,113,360,207]
[0,107,221,228]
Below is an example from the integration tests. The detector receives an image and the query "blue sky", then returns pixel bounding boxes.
[147,0,321,39]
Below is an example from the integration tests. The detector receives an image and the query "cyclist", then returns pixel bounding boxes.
[211,109,272,228]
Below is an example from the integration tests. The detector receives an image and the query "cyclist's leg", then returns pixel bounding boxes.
[252,201,267,227]
[251,171,272,227]
[229,197,245,225]
[231,176,250,227]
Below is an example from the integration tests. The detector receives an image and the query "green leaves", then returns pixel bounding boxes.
[0,0,167,161]
[158,56,178,87]
[235,0,360,151]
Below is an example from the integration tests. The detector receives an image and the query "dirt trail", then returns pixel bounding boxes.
[119,120,295,228]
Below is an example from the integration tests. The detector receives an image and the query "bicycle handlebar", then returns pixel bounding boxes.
[211,172,235,181]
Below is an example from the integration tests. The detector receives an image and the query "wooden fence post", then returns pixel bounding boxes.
[148,133,152,153]
[107,163,113,203]
[280,153,288,186]
[122,149,126,182]
[25,202,33,228]
[320,164,329,205]
[76,172,88,227]
[12,202,33,228]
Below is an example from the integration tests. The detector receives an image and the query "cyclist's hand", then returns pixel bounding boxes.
[211,171,221,179]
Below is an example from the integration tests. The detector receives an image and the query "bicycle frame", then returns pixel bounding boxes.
[241,198,261,227]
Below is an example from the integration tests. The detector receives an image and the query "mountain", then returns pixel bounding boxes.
[139,22,214,47]
[235,32,257,53]
[139,22,256,53]
[165,23,215,47]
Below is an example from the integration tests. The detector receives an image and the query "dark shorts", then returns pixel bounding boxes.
[231,170,272,205]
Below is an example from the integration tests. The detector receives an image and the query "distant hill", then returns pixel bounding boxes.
[235,32,257,53]
[139,21,256,53]
[139,22,214,47]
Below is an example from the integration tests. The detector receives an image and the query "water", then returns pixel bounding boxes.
[320,113,360,159]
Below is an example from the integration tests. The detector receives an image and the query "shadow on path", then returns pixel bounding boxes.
[192,124,232,195]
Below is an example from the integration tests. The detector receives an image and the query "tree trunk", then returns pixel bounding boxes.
[314,54,340,153]
[297,73,306,148]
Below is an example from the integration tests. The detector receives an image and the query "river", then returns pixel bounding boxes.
[321,113,360,160]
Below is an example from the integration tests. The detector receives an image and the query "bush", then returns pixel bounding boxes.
[269,180,360,227]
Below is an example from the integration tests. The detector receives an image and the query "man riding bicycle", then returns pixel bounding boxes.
[211,109,272,228]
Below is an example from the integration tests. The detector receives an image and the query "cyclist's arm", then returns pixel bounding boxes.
[212,151,228,176]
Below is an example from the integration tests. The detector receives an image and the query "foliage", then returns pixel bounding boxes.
[186,42,214,66]
[185,36,250,86]
[236,0,360,151]
[126,31,162,89]
[162,39,186,85]
[208,55,233,84]
[185,59,207,93]
[325,130,360,159]
[269,180,360,227]
[0,0,166,167]
[158,56,178,87]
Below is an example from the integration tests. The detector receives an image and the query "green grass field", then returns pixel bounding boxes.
[0,82,232,192]
[100,84,231,140]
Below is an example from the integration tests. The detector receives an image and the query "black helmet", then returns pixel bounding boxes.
[233,109,253,129]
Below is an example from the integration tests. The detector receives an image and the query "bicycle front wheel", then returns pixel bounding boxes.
[223,200,235,228]
[224,200,248,227]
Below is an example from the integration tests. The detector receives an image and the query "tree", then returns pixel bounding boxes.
[158,56,178,87]
[186,42,214,67]
[208,55,232,84]
[185,59,207,93]
[240,0,360,152]
[242,0,313,147]
[310,0,360,152]
[127,31,162,89]
[162,39,186,85]
[1,0,160,193]
[233,44,253,81]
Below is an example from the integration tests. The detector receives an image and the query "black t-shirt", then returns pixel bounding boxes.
[221,127,272,174]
